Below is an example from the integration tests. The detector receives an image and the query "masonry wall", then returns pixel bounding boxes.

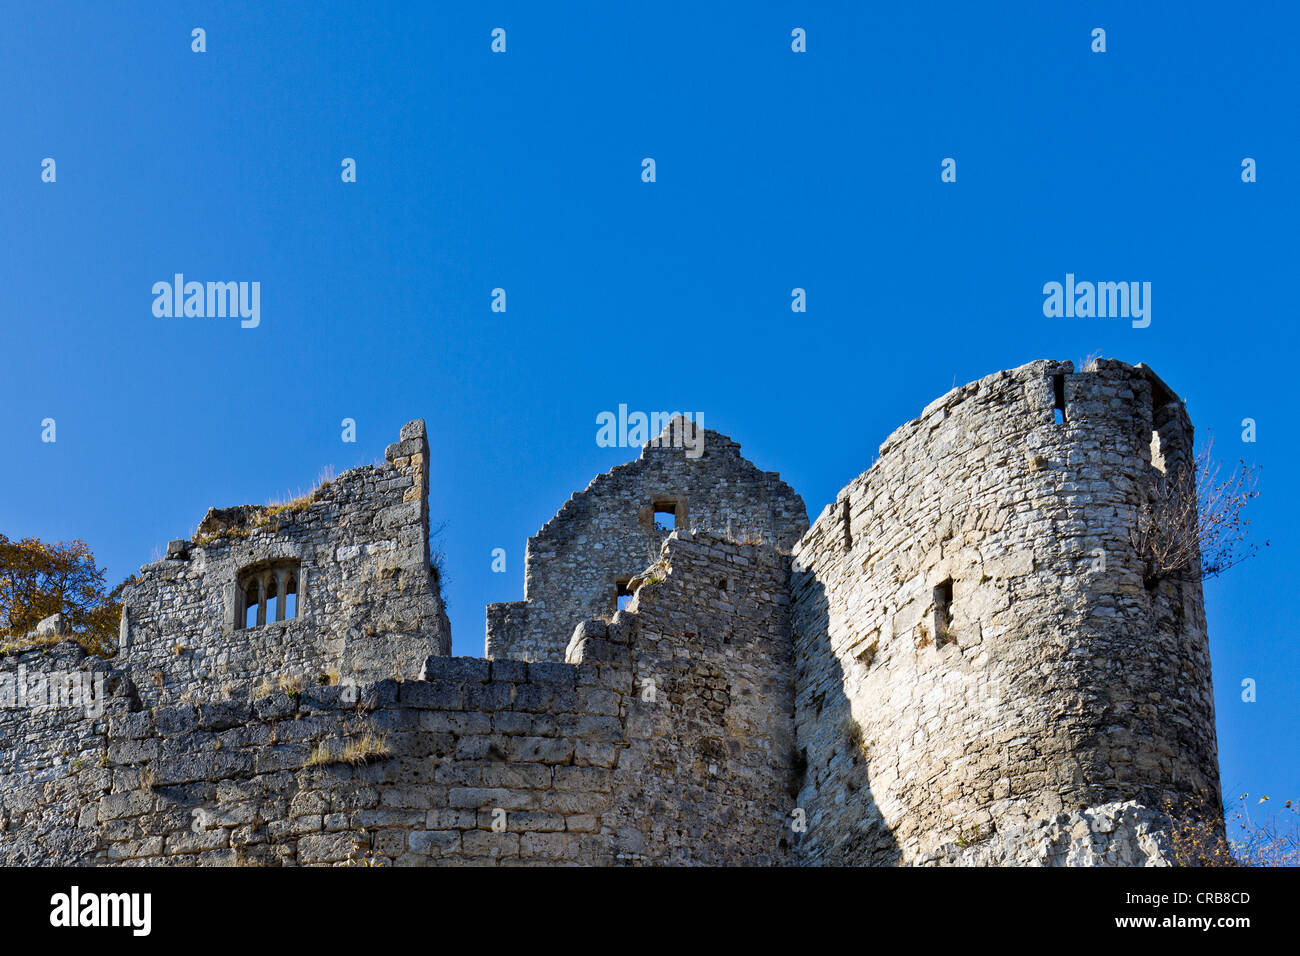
[789,359,1220,864]
[0,642,131,865]
[1,363,1226,868]
[1,533,795,866]
[574,531,797,864]
[485,422,807,662]
[117,421,451,708]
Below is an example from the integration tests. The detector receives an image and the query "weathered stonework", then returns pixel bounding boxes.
[789,359,1218,864]
[116,420,451,708]
[1,533,793,866]
[0,360,1222,866]
[0,642,128,865]
[486,422,807,662]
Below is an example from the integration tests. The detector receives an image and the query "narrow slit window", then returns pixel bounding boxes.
[841,498,852,551]
[1052,374,1067,424]
[934,579,954,644]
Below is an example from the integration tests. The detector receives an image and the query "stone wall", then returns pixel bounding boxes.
[485,421,807,662]
[0,641,130,865]
[117,420,451,708]
[0,360,1225,867]
[788,359,1220,864]
[576,531,797,864]
[1,533,796,866]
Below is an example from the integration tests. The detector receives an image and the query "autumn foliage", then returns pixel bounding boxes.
[0,534,128,656]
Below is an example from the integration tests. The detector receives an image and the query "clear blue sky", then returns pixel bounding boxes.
[1,2,1294,833]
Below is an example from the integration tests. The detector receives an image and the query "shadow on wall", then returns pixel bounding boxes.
[792,576,900,865]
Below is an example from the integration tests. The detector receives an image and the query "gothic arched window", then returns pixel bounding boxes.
[236,559,301,629]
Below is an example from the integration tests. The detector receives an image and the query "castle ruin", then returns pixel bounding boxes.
[0,359,1220,866]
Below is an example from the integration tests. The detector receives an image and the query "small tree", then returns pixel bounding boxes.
[1132,438,1260,587]
[0,535,127,655]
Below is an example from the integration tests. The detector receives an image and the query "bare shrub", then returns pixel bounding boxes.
[1132,437,1260,587]
[1165,792,1300,867]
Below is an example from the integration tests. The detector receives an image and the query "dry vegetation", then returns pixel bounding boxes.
[307,731,391,768]
[191,467,337,548]
[1165,793,1300,867]
[1133,438,1261,587]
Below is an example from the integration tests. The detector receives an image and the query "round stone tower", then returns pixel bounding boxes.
[789,358,1220,864]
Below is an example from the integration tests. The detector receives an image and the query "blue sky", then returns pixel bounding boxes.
[1,2,1294,833]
